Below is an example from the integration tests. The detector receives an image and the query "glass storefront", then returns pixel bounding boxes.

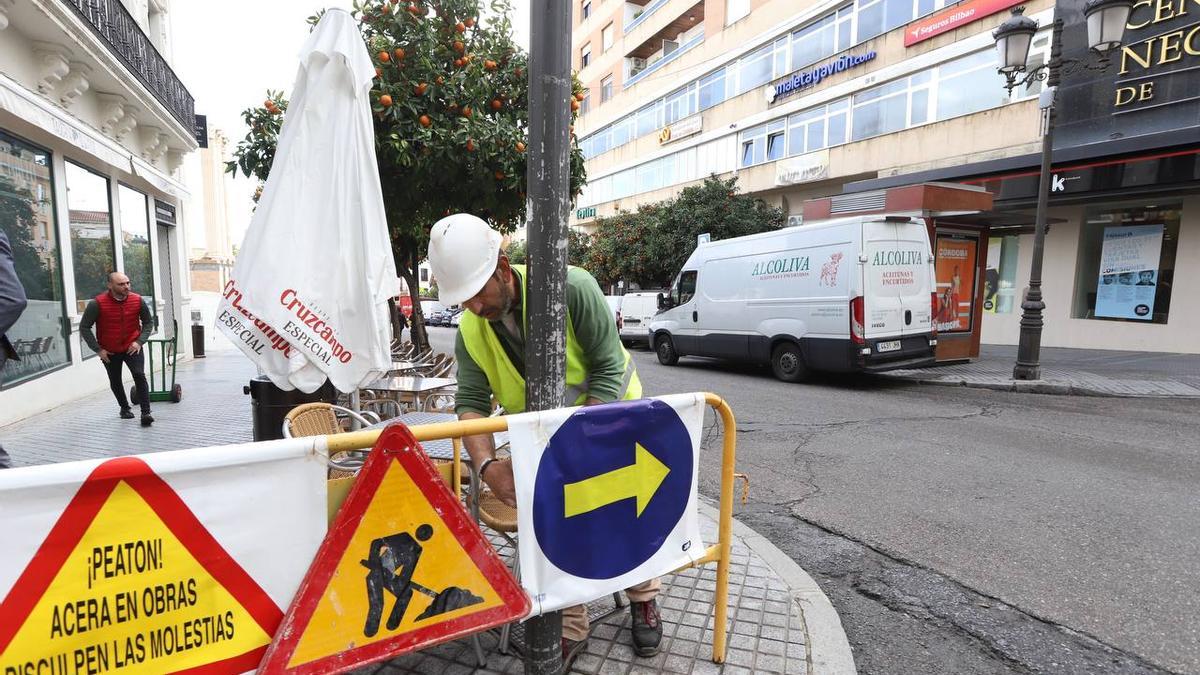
[984,235,1020,314]
[118,184,154,324]
[1072,204,1179,324]
[0,130,70,387]
[65,161,115,314]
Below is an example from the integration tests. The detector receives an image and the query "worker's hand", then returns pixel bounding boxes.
[483,460,517,508]
[127,342,141,355]
[98,349,110,363]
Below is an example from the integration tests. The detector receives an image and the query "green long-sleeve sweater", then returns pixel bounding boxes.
[454,266,626,417]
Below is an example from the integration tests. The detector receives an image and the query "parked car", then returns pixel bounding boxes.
[649,215,937,381]
[421,300,446,325]
[450,308,465,327]
[618,291,666,347]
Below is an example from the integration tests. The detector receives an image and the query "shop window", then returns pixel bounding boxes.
[118,185,154,324]
[1072,204,1179,324]
[0,129,70,386]
[65,161,115,315]
[984,236,1019,314]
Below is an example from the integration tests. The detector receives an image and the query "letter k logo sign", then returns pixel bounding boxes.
[1051,174,1066,192]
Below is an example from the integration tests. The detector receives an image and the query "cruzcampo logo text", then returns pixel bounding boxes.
[752,256,810,277]
[872,250,924,265]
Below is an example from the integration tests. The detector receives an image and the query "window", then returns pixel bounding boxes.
[602,23,614,52]
[635,102,661,137]
[739,120,785,167]
[0,129,70,386]
[736,44,774,95]
[855,0,885,42]
[766,128,786,161]
[664,84,696,125]
[580,43,591,68]
[699,68,727,110]
[582,0,591,19]
[118,185,154,323]
[792,15,836,70]
[1072,204,1179,324]
[726,0,750,25]
[935,49,1008,122]
[65,161,115,315]
[581,92,591,114]
[984,236,1020,314]
[420,267,429,282]
[676,270,698,305]
[600,74,614,102]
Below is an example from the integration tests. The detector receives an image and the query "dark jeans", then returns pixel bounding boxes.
[104,350,151,415]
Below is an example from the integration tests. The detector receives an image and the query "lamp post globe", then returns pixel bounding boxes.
[1084,0,1134,52]
[993,6,1038,74]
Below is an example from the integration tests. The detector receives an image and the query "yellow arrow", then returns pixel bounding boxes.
[563,443,670,518]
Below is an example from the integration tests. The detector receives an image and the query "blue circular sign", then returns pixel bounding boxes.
[532,398,693,580]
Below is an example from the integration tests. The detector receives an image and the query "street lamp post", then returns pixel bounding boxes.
[992,0,1132,380]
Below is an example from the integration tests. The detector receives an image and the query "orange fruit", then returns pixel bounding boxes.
[494,170,505,180]
[515,141,526,153]
[414,82,428,95]
[461,105,472,117]
[466,139,476,152]
[491,99,502,110]
[419,114,432,127]
[570,99,580,112]
[453,40,465,53]
[575,92,585,102]
[378,51,391,62]
[436,76,445,85]
[464,17,476,27]
[484,59,497,70]
[379,94,393,107]
[456,22,466,32]
[394,47,406,60]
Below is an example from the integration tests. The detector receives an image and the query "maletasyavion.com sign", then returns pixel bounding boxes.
[768,52,876,103]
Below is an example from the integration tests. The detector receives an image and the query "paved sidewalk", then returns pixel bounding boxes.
[878,344,1200,398]
[0,348,856,675]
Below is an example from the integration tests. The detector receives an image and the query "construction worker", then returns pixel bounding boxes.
[427,214,662,666]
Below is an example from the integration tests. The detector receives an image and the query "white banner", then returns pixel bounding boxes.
[509,394,705,615]
[0,439,328,674]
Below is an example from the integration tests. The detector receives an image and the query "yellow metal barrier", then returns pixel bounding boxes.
[323,392,738,663]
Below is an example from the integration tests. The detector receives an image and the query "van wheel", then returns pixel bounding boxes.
[771,343,807,383]
[656,335,679,366]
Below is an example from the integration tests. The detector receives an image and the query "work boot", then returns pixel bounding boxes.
[141,413,154,427]
[119,408,135,419]
[630,599,662,657]
[561,637,588,672]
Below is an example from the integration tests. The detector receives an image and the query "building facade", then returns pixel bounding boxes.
[188,128,235,294]
[571,0,1198,353]
[0,0,199,425]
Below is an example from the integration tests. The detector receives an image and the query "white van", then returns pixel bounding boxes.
[648,215,937,381]
[619,291,666,347]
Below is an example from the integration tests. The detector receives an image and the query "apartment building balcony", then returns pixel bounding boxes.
[624,1,704,88]
[2,0,198,168]
[62,0,195,134]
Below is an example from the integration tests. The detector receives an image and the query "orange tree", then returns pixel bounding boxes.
[227,0,587,348]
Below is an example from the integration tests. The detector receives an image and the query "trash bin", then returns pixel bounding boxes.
[243,377,337,442]
[192,323,205,358]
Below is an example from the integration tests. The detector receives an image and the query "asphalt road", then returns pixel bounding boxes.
[423,326,1199,674]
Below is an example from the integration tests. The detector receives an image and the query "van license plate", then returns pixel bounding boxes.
[876,340,901,353]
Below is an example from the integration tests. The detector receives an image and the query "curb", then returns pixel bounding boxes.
[879,374,1200,399]
[697,501,857,675]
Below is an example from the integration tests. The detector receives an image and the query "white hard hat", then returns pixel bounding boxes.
[428,213,503,306]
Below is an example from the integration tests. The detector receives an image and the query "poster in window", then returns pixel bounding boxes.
[1095,224,1162,320]
[984,238,1002,313]
[934,236,977,333]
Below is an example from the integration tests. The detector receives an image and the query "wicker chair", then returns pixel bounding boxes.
[283,403,381,477]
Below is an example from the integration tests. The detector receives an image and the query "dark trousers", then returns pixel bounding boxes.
[104,350,151,414]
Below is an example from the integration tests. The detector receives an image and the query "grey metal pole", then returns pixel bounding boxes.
[1013,17,1062,381]
[524,0,571,671]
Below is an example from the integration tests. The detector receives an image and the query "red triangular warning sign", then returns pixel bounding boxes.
[0,457,283,675]
[258,424,530,674]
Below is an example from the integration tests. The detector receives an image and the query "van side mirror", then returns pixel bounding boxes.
[657,292,667,309]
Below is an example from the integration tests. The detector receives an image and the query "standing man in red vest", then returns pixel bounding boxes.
[80,272,155,426]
